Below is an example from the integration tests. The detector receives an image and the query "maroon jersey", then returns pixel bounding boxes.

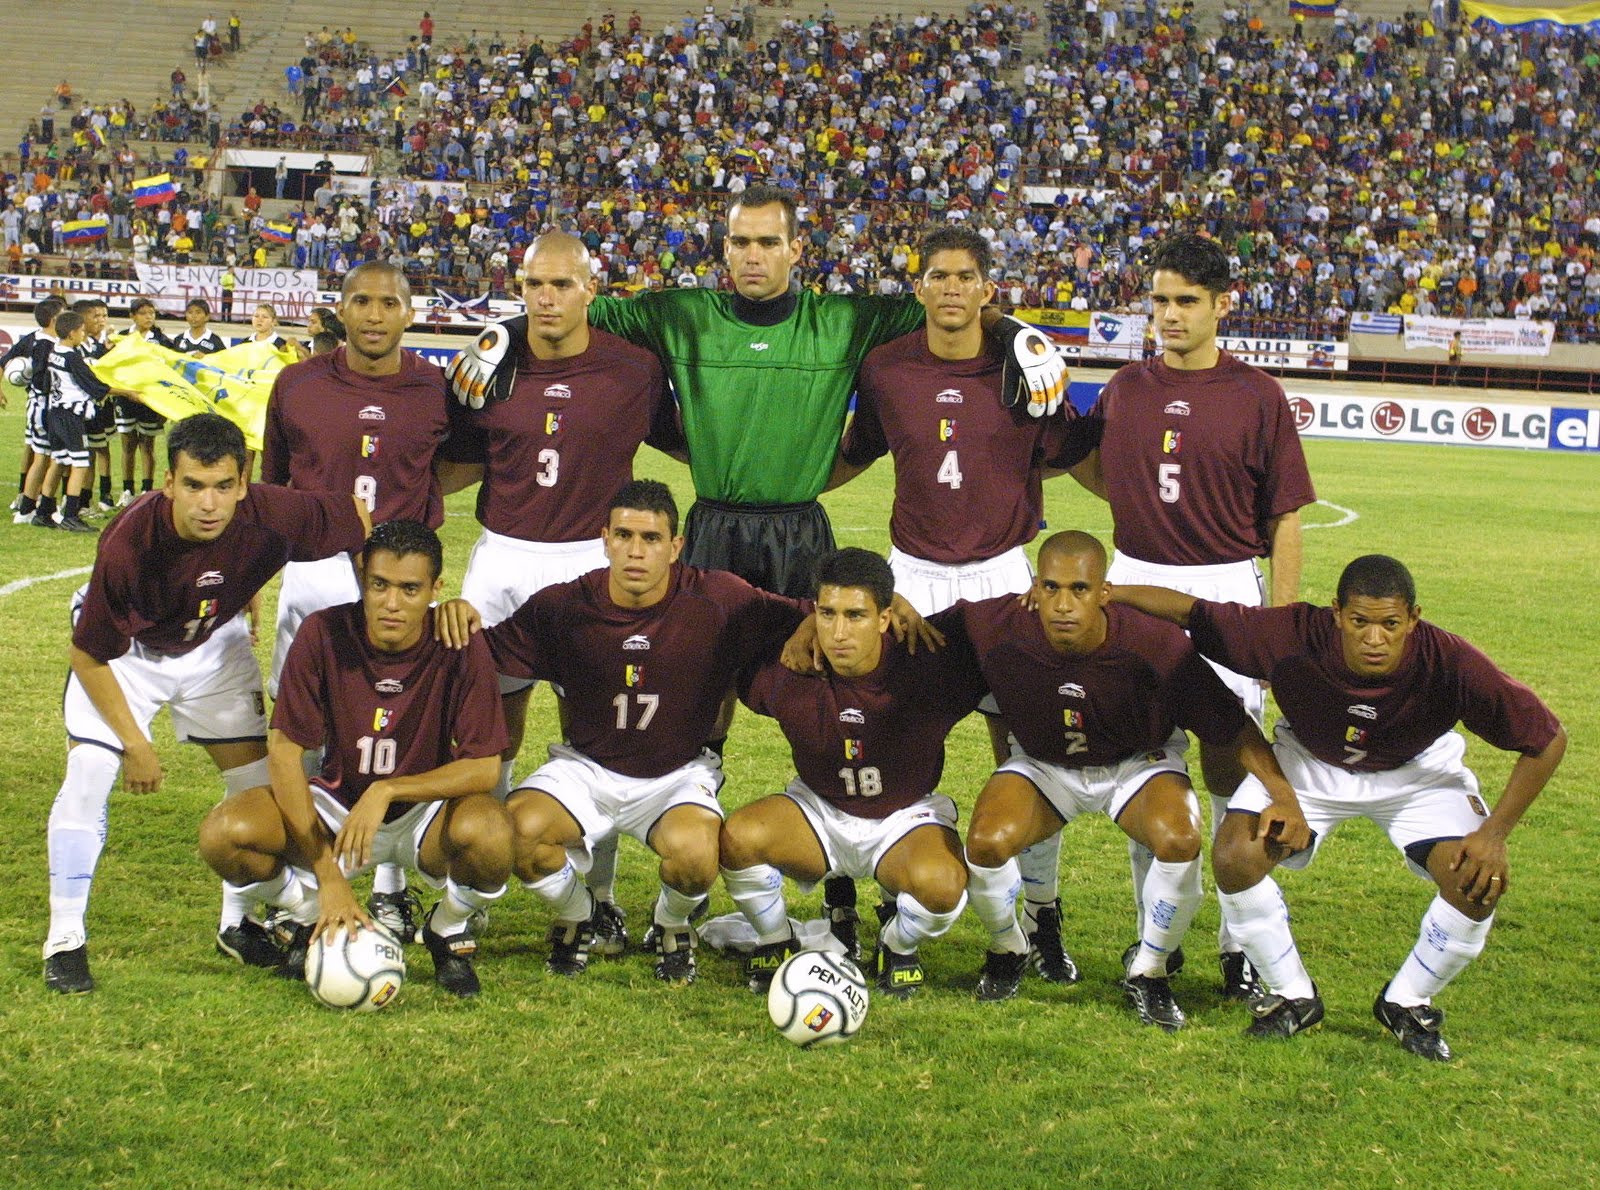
[741,635,987,820]
[1087,350,1315,565]
[262,347,449,528]
[73,486,365,661]
[483,566,806,778]
[1189,601,1561,772]
[840,332,1074,563]
[272,603,507,822]
[442,328,674,542]
[945,598,1248,766]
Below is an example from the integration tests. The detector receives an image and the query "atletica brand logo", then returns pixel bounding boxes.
[1348,704,1378,720]
[196,570,224,587]
[358,405,386,421]
[748,342,770,351]
[375,678,404,694]
[544,383,572,400]
[1163,400,1190,416]
[622,634,651,651]
[838,707,865,724]
[935,388,964,404]
[1058,682,1086,698]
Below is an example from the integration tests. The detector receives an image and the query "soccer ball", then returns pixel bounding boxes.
[766,950,869,1048]
[2,356,31,389]
[305,924,406,1011]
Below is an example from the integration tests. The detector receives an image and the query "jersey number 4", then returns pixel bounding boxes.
[937,449,963,490]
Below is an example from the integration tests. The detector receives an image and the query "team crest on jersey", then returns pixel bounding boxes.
[196,598,218,618]
[372,708,393,731]
[1062,709,1084,728]
[375,678,404,695]
[843,739,863,760]
[1345,725,1369,744]
[1057,682,1085,698]
[545,412,563,435]
[803,1004,835,1032]
[838,707,865,725]
[622,634,650,651]
[358,405,386,421]
[544,383,572,400]
[1348,704,1378,720]
[1466,793,1489,817]
[360,434,380,458]
[935,388,964,404]
[625,664,644,687]
[1162,430,1181,455]
[1163,400,1191,416]
[196,570,225,587]
[938,419,957,442]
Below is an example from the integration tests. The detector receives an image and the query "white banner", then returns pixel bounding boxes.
[329,176,376,205]
[1084,311,1147,361]
[219,148,370,173]
[134,263,321,319]
[1219,335,1349,372]
[1403,315,1556,356]
[1284,390,1551,449]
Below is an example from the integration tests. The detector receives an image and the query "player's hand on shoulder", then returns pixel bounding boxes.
[995,314,1068,418]
[888,594,944,654]
[780,616,824,674]
[1448,828,1510,907]
[434,598,484,648]
[444,317,523,408]
[122,740,165,793]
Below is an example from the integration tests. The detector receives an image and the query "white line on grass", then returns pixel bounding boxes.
[0,565,92,599]
[1305,499,1359,529]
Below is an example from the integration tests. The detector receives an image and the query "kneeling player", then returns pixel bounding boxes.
[199,521,512,998]
[955,532,1306,1027]
[721,549,985,998]
[1112,555,1565,1059]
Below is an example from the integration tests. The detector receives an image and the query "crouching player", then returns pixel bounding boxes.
[955,532,1306,1028]
[199,521,512,998]
[1112,554,1565,1058]
[721,548,987,999]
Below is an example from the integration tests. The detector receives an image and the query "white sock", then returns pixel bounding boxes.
[965,856,1027,954]
[1217,877,1315,1000]
[219,880,256,931]
[1016,832,1061,919]
[720,864,790,943]
[588,834,619,904]
[431,877,507,937]
[372,863,406,896]
[493,758,515,801]
[1210,794,1240,951]
[881,890,968,953]
[654,881,705,929]
[231,866,316,923]
[1128,857,1202,978]
[45,744,119,953]
[1386,896,1493,1006]
[526,862,593,924]
[1127,837,1154,933]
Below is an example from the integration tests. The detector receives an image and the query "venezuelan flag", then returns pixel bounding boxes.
[61,219,108,243]
[385,78,409,98]
[261,222,295,244]
[132,173,178,206]
[1288,0,1337,14]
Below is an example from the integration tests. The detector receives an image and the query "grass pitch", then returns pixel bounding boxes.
[1,409,1596,1188]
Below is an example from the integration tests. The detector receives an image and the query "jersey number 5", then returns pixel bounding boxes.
[1157,462,1180,504]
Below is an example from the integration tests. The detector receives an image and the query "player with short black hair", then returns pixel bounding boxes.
[114,297,174,505]
[34,310,134,532]
[5,297,67,514]
[1111,556,1565,1059]
[68,299,119,514]
[42,413,371,993]
[199,521,511,998]
[173,298,227,355]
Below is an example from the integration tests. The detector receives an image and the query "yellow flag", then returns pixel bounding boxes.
[90,336,297,450]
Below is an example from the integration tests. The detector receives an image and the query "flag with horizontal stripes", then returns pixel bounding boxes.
[61,219,108,243]
[132,173,178,206]
[386,78,408,98]
[261,222,295,245]
[1288,0,1337,14]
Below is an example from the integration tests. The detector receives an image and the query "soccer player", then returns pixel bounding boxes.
[42,413,370,993]
[198,520,512,998]
[36,310,134,533]
[1061,232,1317,999]
[172,297,228,355]
[721,548,987,999]
[261,260,449,940]
[954,532,1306,1028]
[436,231,677,956]
[1110,556,1565,1059]
[11,297,67,526]
[72,299,119,516]
[437,480,811,985]
[114,297,175,506]
[5,297,66,515]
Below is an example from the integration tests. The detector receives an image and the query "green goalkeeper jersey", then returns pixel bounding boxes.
[590,289,924,505]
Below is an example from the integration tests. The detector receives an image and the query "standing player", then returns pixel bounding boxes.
[261,260,450,941]
[953,533,1307,1027]
[721,549,987,998]
[71,299,120,516]
[198,521,512,998]
[42,413,369,993]
[5,297,66,516]
[172,298,228,355]
[114,298,174,506]
[1110,556,1565,1059]
[437,232,677,955]
[1061,232,1317,998]
[36,310,135,532]
[437,481,811,985]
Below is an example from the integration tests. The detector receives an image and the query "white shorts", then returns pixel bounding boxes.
[63,609,267,752]
[310,783,445,886]
[518,743,724,868]
[888,545,1033,616]
[25,393,50,452]
[269,553,360,698]
[998,730,1191,826]
[1230,723,1490,879]
[781,780,959,885]
[1107,552,1266,725]
[461,530,607,694]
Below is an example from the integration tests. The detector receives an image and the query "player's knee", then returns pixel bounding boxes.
[965,817,1024,870]
[909,862,968,916]
[449,796,514,871]
[197,797,257,870]
[1211,826,1264,894]
[1145,816,1202,864]
[663,835,720,894]
[717,811,767,870]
